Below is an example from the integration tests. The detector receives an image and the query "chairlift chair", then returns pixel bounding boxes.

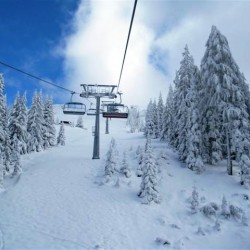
[63,92,86,115]
[102,103,129,119]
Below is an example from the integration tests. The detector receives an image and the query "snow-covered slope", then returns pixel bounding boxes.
[0,105,249,249]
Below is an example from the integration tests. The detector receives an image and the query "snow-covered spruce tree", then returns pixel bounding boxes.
[9,92,28,155]
[173,45,197,161]
[221,195,230,218]
[0,151,4,189]
[76,115,84,128]
[136,145,142,158]
[126,106,141,133]
[0,74,6,148]
[239,154,250,187]
[186,67,205,173]
[144,100,156,138]
[27,91,45,152]
[120,151,131,178]
[43,96,56,148]
[157,93,164,138]
[104,138,117,180]
[2,99,12,175]
[161,85,174,142]
[190,186,199,213]
[57,123,65,146]
[12,136,22,176]
[138,135,160,204]
[152,100,159,138]
[136,146,143,177]
[0,75,13,174]
[200,26,250,174]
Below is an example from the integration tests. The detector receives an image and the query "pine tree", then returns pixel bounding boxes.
[221,195,230,218]
[120,151,131,178]
[2,96,12,174]
[157,93,164,138]
[190,186,199,213]
[239,154,250,187]
[0,151,4,190]
[43,96,56,148]
[27,91,44,152]
[138,135,160,204]
[173,45,197,162]
[9,92,28,155]
[144,100,156,138]
[0,74,6,147]
[76,115,84,128]
[0,75,13,174]
[161,85,174,142]
[136,146,144,177]
[57,123,65,146]
[152,100,159,138]
[200,25,250,172]
[186,67,205,173]
[104,138,117,180]
[12,136,22,176]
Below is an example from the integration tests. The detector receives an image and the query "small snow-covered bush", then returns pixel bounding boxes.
[214,219,221,231]
[200,204,217,217]
[210,202,219,211]
[229,204,243,220]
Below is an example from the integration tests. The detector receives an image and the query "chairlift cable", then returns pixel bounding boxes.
[117,0,138,94]
[0,60,74,93]
[0,60,93,104]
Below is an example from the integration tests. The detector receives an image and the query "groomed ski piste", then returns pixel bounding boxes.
[0,105,249,250]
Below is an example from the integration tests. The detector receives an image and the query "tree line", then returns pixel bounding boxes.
[0,75,58,189]
[144,26,250,187]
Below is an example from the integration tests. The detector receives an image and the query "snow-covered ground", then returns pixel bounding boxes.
[0,105,249,249]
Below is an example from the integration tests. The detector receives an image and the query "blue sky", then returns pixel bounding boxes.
[1,0,250,108]
[0,0,80,106]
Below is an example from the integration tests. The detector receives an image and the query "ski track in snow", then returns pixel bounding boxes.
[0,106,249,249]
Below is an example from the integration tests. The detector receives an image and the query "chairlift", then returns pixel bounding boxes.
[102,103,129,119]
[63,92,86,115]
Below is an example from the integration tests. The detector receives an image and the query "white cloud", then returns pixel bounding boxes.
[61,0,250,108]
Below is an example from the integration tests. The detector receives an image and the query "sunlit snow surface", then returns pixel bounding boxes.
[0,105,249,249]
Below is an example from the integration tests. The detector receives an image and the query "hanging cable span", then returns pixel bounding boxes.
[0,60,76,93]
[0,60,93,104]
[117,0,138,93]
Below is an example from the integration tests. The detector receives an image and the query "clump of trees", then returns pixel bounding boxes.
[144,26,250,187]
[0,74,58,188]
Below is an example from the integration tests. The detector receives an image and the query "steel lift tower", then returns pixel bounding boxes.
[80,84,117,159]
